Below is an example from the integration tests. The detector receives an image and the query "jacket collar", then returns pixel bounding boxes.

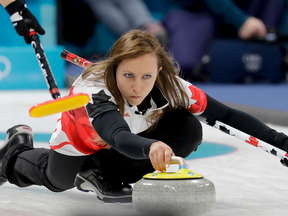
[145,84,169,110]
[125,84,169,114]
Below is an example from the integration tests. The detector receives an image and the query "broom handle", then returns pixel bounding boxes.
[197,116,288,167]
[29,30,60,99]
[60,49,92,69]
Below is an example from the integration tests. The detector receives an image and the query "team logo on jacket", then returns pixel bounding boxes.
[124,113,130,117]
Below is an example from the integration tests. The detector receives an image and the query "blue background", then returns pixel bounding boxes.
[0,0,65,90]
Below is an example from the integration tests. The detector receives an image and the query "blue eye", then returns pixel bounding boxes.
[143,75,151,79]
[124,73,132,78]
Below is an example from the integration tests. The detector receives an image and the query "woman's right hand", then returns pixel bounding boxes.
[149,141,175,172]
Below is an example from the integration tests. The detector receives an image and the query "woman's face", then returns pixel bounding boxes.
[116,53,162,106]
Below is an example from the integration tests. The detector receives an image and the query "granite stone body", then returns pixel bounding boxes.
[133,177,216,216]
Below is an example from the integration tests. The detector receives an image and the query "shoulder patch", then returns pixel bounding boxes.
[187,85,207,114]
[86,90,118,118]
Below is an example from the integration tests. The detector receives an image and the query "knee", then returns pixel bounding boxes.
[173,110,202,157]
[159,109,203,158]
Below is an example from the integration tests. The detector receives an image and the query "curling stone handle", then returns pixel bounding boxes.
[170,156,188,166]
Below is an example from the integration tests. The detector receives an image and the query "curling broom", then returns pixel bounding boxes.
[28,30,89,118]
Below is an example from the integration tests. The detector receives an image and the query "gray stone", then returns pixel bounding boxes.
[133,177,216,216]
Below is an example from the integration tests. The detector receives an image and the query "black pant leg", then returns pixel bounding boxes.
[10,149,89,192]
[9,148,52,188]
[46,150,89,190]
[93,148,153,184]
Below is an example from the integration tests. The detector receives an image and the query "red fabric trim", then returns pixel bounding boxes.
[187,85,207,114]
[50,141,71,150]
[59,107,106,154]
[51,85,106,155]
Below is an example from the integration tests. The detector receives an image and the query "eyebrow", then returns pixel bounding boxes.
[122,70,155,74]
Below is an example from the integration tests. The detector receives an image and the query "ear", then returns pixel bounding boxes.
[157,67,163,74]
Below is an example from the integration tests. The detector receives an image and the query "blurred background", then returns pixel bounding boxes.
[1,0,288,125]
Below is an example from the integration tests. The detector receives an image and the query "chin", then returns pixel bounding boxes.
[128,100,141,106]
[129,102,140,106]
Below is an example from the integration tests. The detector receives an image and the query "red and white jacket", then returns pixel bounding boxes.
[49,74,207,156]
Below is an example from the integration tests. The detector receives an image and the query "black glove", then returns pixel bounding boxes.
[5,0,45,44]
[281,138,288,152]
[279,139,288,167]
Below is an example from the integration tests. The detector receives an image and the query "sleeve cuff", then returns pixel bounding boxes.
[5,0,26,16]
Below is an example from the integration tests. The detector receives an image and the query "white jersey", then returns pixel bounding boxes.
[49,74,207,156]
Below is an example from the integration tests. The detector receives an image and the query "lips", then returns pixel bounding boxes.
[131,96,141,99]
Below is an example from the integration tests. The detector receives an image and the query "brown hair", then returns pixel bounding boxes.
[82,29,189,128]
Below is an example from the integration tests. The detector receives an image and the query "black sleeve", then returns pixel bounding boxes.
[200,94,288,148]
[85,90,158,159]
[92,110,159,159]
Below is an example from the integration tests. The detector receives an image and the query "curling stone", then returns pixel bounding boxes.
[133,156,215,216]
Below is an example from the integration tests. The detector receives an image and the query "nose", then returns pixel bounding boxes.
[133,80,142,93]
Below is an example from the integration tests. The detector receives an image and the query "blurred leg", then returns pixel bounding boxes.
[83,0,130,36]
[116,0,153,28]
[10,148,89,191]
